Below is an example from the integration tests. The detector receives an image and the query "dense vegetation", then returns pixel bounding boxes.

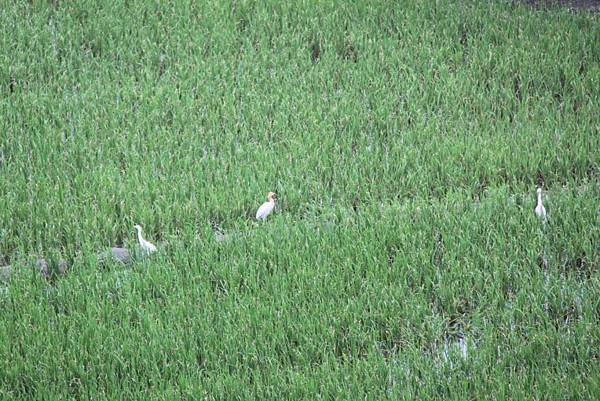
[1,0,598,399]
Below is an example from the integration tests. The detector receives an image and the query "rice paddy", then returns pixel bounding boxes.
[0,0,598,399]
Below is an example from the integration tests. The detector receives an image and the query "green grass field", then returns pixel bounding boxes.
[1,0,599,399]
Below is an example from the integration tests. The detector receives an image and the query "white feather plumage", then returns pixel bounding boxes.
[256,192,276,221]
[134,224,157,255]
[534,188,547,222]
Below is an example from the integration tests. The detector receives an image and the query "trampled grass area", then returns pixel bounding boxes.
[0,0,598,399]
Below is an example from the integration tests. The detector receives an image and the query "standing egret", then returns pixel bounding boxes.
[256,192,276,221]
[134,225,157,255]
[534,187,547,222]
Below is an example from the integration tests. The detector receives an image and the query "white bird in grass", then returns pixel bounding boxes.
[534,187,547,222]
[134,224,157,255]
[256,192,276,221]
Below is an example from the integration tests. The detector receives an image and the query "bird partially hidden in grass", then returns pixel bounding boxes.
[97,247,131,265]
[134,224,157,255]
[534,187,547,222]
[256,192,276,221]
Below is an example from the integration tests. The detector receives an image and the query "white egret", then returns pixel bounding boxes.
[534,187,547,222]
[134,225,157,255]
[255,192,276,221]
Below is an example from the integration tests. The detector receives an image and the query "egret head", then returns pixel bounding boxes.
[134,224,142,232]
[267,192,276,201]
[537,188,542,195]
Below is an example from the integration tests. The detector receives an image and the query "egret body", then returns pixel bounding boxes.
[134,225,157,255]
[256,192,276,221]
[534,187,547,222]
